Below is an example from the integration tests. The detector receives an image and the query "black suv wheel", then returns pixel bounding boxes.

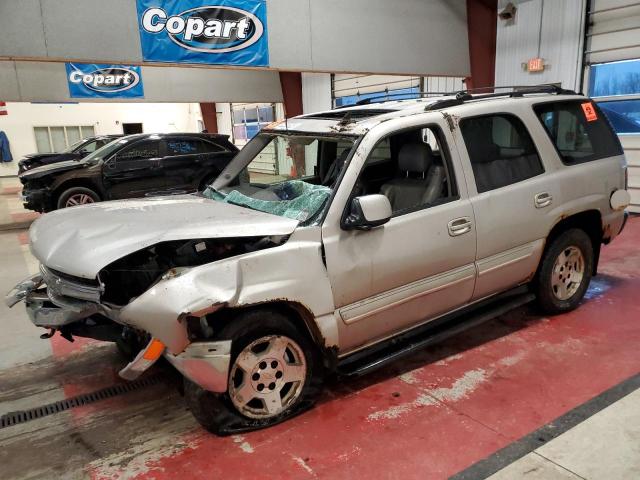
[57,186,100,209]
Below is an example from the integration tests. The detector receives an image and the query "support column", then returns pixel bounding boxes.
[279,72,303,118]
[199,102,218,133]
[466,0,497,90]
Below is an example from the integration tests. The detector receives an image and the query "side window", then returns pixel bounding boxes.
[165,139,200,156]
[533,101,623,165]
[199,140,225,153]
[79,140,99,154]
[115,140,160,161]
[460,114,544,194]
[358,125,456,215]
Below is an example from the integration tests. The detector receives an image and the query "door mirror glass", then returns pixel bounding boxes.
[342,194,392,230]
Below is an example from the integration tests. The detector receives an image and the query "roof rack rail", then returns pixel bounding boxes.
[424,84,577,111]
[333,84,577,110]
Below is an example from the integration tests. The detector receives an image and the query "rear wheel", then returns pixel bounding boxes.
[535,229,594,314]
[184,309,321,435]
[57,186,100,209]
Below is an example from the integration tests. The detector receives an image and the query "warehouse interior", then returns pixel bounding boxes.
[0,0,639,479]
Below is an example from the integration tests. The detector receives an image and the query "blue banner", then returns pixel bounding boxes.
[136,0,269,67]
[66,63,145,99]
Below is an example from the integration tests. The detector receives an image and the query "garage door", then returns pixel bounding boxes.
[332,74,465,107]
[585,0,640,212]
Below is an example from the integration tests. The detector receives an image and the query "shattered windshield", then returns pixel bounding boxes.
[205,132,357,223]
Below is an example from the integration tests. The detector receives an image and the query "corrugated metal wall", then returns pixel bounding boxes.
[494,0,586,91]
[585,0,640,64]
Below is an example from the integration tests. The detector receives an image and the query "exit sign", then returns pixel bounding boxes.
[527,58,545,72]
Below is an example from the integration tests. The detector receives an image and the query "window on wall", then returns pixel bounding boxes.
[33,126,96,153]
[460,114,544,193]
[589,59,640,134]
[231,104,276,143]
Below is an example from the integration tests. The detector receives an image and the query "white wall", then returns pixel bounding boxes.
[0,102,203,176]
[302,73,332,114]
[495,0,586,91]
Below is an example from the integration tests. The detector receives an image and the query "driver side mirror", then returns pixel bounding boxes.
[342,194,392,230]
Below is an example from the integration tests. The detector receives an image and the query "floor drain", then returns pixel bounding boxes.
[0,374,165,429]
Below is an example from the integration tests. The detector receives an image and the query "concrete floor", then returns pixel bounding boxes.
[1,211,639,479]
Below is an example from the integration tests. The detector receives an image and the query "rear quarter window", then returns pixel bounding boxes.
[533,100,623,165]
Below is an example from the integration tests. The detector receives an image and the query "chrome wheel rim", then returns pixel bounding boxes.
[65,193,95,207]
[551,246,585,301]
[228,335,307,419]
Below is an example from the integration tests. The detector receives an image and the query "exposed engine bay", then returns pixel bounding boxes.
[99,235,288,306]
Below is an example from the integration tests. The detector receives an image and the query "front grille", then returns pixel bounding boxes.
[40,265,102,303]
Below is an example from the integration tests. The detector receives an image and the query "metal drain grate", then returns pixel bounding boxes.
[0,374,165,429]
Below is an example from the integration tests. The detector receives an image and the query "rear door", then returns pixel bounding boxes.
[455,110,559,300]
[103,139,165,199]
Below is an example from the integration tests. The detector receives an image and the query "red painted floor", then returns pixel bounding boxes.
[79,217,640,480]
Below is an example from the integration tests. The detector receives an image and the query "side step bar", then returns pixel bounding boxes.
[337,288,535,378]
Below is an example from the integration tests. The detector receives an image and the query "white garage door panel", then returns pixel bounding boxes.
[621,135,640,212]
[333,75,420,98]
[586,1,640,64]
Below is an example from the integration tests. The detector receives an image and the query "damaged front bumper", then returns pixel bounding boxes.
[7,271,231,394]
[6,270,101,329]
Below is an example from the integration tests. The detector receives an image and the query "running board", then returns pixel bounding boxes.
[337,290,536,378]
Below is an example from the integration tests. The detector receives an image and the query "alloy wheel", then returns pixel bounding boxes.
[228,335,307,419]
[65,193,95,207]
[551,246,585,301]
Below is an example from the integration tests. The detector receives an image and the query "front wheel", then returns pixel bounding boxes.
[184,309,321,435]
[535,229,594,314]
[56,186,100,209]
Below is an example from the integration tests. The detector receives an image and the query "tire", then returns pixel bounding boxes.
[56,186,100,210]
[535,228,594,315]
[184,309,322,435]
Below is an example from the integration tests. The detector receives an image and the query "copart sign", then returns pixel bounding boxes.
[136,0,268,66]
[66,63,144,99]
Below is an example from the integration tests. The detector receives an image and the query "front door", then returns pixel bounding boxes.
[103,139,166,199]
[322,120,477,354]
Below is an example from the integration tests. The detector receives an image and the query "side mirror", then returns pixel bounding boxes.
[342,194,392,230]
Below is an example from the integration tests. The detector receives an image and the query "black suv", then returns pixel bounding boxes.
[18,135,123,173]
[20,133,238,212]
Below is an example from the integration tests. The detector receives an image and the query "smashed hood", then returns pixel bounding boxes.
[30,194,299,279]
[19,159,88,180]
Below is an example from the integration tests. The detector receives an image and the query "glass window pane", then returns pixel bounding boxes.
[233,125,247,140]
[166,139,199,156]
[460,114,544,193]
[116,140,159,160]
[589,59,640,98]
[50,127,66,152]
[66,126,81,145]
[34,127,51,153]
[534,101,624,164]
[258,106,274,123]
[244,108,259,124]
[598,100,640,134]
[81,126,95,138]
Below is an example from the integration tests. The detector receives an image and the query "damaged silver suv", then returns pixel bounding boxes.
[7,87,630,434]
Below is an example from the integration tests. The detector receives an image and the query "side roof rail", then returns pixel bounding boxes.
[424,84,578,111]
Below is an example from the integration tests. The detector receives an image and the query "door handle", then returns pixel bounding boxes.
[448,217,472,237]
[534,192,553,208]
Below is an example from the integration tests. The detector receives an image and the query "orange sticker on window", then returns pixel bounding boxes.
[581,102,598,122]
